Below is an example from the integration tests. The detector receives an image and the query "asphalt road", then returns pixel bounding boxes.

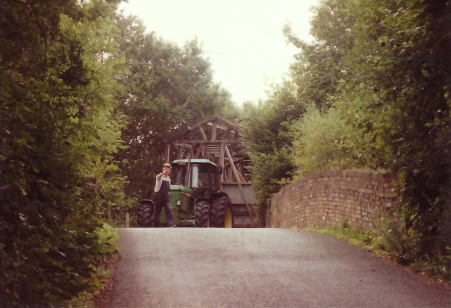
[111,229,450,308]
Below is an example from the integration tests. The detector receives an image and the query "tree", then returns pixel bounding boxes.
[113,15,239,200]
[284,0,450,275]
[241,81,302,226]
[0,0,126,305]
[242,3,357,226]
[334,0,451,262]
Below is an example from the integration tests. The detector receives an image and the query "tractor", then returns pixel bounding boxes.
[137,117,255,228]
[137,159,233,228]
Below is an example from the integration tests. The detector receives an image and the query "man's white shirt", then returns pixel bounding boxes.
[154,175,171,192]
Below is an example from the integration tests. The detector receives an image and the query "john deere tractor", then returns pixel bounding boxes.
[137,159,233,228]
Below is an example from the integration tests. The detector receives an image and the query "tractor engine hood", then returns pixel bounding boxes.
[170,184,194,196]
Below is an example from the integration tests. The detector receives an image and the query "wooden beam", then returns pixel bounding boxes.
[177,146,182,159]
[221,126,230,140]
[224,145,254,226]
[199,126,207,140]
[235,169,246,182]
[234,130,240,141]
[166,116,246,142]
[184,151,192,187]
[165,117,216,141]
[206,122,247,139]
[194,142,204,159]
[171,143,193,150]
[165,144,170,163]
[189,117,242,133]
[219,143,224,183]
[230,130,240,150]
[215,117,243,132]
[206,122,237,136]
[221,182,252,185]
[170,139,245,144]
[188,117,217,131]
[212,122,217,140]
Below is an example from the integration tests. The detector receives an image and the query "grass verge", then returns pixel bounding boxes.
[63,225,120,308]
[305,224,383,254]
[305,222,450,284]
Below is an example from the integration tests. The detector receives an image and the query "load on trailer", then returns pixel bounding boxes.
[137,117,255,228]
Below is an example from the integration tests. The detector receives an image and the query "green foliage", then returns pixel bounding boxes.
[310,219,450,282]
[1,0,238,303]
[64,224,119,308]
[307,226,375,251]
[245,0,450,276]
[291,0,450,272]
[340,221,350,231]
[290,105,373,177]
[376,216,450,281]
[247,147,294,226]
[0,0,126,306]
[241,81,303,226]
[113,15,239,200]
[377,218,412,264]
[242,1,357,225]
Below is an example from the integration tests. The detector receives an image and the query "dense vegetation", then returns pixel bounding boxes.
[242,0,450,280]
[1,0,450,304]
[0,0,236,306]
[114,14,238,202]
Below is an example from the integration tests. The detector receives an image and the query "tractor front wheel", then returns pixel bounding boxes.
[210,196,233,228]
[137,200,154,228]
[195,201,209,228]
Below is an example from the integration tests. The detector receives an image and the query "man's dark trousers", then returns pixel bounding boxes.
[153,179,174,227]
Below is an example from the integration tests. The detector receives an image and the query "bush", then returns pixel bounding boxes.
[341,221,350,231]
[290,105,374,177]
[308,224,376,250]
[0,1,126,306]
[376,215,451,281]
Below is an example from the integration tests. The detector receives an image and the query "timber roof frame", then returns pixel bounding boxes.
[165,116,246,143]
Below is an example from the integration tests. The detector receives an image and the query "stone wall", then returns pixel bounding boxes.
[269,170,402,230]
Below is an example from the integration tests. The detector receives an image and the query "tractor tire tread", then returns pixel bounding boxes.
[195,201,209,228]
[210,195,232,228]
[137,203,154,228]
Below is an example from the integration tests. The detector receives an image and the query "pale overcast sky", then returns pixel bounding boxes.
[118,0,320,106]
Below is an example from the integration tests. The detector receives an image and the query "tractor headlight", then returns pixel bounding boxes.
[176,200,181,206]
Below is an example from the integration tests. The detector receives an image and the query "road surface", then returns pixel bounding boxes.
[111,229,450,308]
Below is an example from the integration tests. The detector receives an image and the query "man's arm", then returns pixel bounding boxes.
[155,170,170,192]
[154,174,163,192]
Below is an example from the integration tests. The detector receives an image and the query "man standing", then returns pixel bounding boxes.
[154,163,176,227]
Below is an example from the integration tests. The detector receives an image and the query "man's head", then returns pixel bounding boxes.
[162,163,171,175]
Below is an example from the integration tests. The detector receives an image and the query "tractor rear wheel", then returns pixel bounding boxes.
[137,202,154,227]
[210,195,233,228]
[195,201,209,228]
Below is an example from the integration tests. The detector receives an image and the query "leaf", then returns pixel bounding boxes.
[21,106,32,113]
[17,138,27,146]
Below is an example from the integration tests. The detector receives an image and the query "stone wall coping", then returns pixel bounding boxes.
[275,170,398,196]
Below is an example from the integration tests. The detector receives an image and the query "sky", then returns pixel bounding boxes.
[118,0,320,106]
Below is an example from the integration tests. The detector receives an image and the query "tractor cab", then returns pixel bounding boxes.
[171,159,222,200]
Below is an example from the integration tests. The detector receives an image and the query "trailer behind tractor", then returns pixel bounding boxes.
[137,117,255,228]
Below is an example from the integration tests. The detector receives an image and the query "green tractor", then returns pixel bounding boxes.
[137,159,234,228]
